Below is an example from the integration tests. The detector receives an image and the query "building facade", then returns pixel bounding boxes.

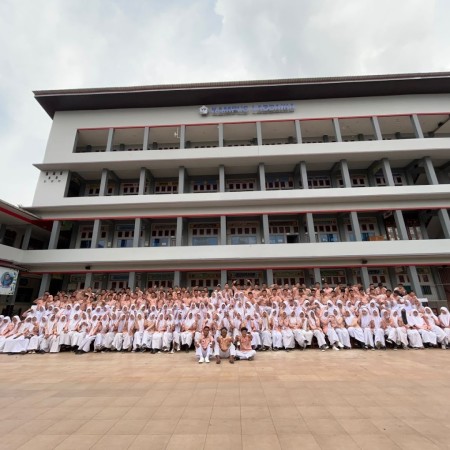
[1,73,450,311]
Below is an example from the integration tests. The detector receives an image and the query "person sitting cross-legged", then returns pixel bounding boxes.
[235,327,256,361]
[214,327,235,364]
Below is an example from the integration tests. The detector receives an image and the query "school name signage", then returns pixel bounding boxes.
[199,103,295,116]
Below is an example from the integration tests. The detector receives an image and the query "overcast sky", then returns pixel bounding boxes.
[1,0,449,207]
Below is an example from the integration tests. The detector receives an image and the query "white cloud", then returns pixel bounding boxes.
[0,0,448,206]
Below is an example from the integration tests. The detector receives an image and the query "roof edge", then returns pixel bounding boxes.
[33,71,450,97]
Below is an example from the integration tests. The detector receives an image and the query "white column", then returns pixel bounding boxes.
[218,123,224,147]
[410,114,424,139]
[128,272,136,290]
[179,125,186,149]
[371,117,383,140]
[349,212,362,242]
[220,216,227,245]
[256,122,262,145]
[133,218,142,247]
[313,268,321,286]
[299,161,308,189]
[219,165,225,192]
[258,163,266,191]
[21,225,32,250]
[360,267,371,289]
[48,221,61,250]
[38,274,51,297]
[306,213,315,243]
[178,167,187,194]
[143,127,149,150]
[220,270,227,286]
[91,219,101,248]
[99,169,109,196]
[406,266,424,297]
[333,118,342,142]
[294,119,302,144]
[138,168,148,195]
[262,215,270,244]
[84,273,93,288]
[340,159,351,188]
[106,128,114,152]
[176,217,184,246]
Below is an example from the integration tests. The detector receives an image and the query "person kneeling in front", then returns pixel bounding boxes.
[215,327,235,364]
[195,326,214,363]
[235,327,256,361]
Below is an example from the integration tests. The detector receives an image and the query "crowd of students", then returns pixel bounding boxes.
[0,281,449,362]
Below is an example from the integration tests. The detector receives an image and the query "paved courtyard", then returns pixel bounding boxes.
[0,349,449,450]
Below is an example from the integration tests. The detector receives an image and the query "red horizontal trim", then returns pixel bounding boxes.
[40,205,450,223]
[75,112,450,132]
[0,207,50,230]
[27,262,449,276]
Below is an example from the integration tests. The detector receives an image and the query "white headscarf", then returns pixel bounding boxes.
[439,307,450,327]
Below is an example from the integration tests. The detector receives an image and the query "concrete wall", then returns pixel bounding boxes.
[40,93,450,164]
[6,239,450,273]
[31,93,450,207]
[29,184,450,219]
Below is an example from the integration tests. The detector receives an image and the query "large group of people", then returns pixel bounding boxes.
[1,281,449,362]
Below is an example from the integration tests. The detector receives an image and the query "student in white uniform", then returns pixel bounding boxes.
[358,308,375,350]
[234,327,256,360]
[195,326,214,363]
[438,307,450,347]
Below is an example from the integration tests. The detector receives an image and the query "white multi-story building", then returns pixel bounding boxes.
[1,72,450,311]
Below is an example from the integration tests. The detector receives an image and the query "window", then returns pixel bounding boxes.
[273,271,305,286]
[269,222,299,244]
[115,225,143,248]
[228,223,258,245]
[86,184,114,196]
[117,230,133,248]
[337,176,367,187]
[314,222,339,242]
[120,183,143,195]
[421,285,432,295]
[230,236,258,245]
[191,224,219,246]
[147,279,173,288]
[308,176,331,189]
[375,173,404,186]
[151,225,176,247]
[226,179,256,192]
[321,270,346,285]
[266,175,294,190]
[188,274,220,287]
[79,226,108,248]
[192,179,218,192]
[361,221,376,241]
[154,181,178,194]
[80,230,92,248]
[406,220,423,240]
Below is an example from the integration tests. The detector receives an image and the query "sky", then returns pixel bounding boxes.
[1,0,449,207]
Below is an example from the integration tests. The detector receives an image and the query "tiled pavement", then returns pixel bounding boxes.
[0,349,449,449]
